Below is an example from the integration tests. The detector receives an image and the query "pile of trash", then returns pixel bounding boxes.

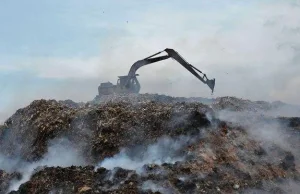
[212,97,300,117]
[1,96,212,163]
[0,94,299,194]
[1,100,77,161]
[93,94,298,114]
[211,96,273,112]
[91,93,213,105]
[7,125,300,194]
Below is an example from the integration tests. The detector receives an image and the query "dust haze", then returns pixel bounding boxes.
[1,1,300,122]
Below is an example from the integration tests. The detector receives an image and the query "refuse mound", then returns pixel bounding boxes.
[91,93,213,105]
[1,99,77,161]
[9,126,300,194]
[58,99,85,109]
[92,94,299,114]
[212,96,273,112]
[10,166,140,194]
[1,98,213,163]
[212,96,300,116]
[1,94,300,194]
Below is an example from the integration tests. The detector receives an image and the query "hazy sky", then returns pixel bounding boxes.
[1,0,300,121]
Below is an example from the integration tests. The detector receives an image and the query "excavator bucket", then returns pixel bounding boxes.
[164,48,216,93]
[206,78,215,93]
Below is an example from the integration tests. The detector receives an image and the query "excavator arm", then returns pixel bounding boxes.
[123,48,215,93]
[164,48,215,93]
[127,54,170,78]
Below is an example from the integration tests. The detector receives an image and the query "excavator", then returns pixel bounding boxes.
[97,48,215,96]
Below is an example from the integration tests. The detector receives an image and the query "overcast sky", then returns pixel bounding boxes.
[1,0,300,121]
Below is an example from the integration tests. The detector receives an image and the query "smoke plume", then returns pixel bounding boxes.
[6,138,86,193]
[97,135,194,172]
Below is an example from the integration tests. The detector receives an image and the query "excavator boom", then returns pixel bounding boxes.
[164,48,215,93]
[124,48,215,93]
[97,48,215,96]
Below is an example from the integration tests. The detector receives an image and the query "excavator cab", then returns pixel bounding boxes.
[117,74,140,93]
[117,76,129,87]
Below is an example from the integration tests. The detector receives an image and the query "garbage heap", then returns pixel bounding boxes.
[0,94,299,194]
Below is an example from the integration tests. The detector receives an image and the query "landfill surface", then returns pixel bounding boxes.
[0,94,300,194]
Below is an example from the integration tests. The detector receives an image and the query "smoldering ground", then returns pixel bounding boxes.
[0,138,87,193]
[96,135,196,172]
[242,179,300,194]
[215,108,300,193]
[0,97,299,193]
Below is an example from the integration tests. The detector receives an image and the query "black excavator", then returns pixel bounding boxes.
[97,48,215,96]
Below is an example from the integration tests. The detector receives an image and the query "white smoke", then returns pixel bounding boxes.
[217,109,299,153]
[243,180,300,194]
[97,136,193,172]
[216,107,300,192]
[273,180,300,194]
[48,188,64,194]
[6,138,86,193]
[264,104,300,117]
[0,154,23,174]
[141,180,172,194]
